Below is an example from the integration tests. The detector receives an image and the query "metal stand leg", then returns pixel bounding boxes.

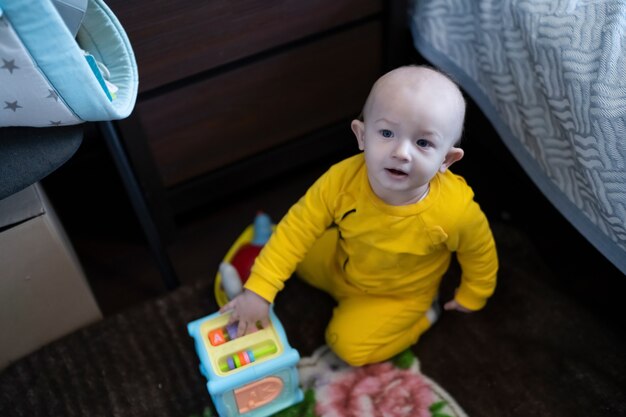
[99,121,180,290]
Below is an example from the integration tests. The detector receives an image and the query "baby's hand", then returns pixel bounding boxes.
[443,299,474,313]
[220,289,271,337]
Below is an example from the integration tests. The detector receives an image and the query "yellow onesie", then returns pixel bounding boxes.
[245,154,498,365]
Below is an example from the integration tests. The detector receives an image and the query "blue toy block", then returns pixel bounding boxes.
[188,307,303,417]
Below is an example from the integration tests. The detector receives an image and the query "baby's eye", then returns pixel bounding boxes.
[416,139,431,148]
[380,129,394,138]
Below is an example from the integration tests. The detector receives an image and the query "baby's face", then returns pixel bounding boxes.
[353,69,464,205]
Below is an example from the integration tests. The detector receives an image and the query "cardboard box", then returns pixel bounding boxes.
[0,183,102,369]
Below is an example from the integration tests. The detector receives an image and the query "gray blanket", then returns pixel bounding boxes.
[410,0,626,273]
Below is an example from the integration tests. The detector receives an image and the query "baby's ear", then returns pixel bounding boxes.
[439,147,464,173]
[351,119,366,151]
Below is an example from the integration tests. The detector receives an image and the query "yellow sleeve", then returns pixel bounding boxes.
[244,170,336,302]
[452,199,499,311]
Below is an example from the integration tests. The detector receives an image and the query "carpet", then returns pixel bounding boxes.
[1,220,624,417]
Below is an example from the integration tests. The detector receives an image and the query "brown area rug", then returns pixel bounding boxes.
[0,220,624,416]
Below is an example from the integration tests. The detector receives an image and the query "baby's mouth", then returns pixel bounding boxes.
[386,168,408,177]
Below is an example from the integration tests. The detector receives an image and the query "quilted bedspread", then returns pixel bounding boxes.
[410,0,626,273]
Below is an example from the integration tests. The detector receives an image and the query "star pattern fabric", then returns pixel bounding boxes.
[4,100,22,112]
[0,13,80,127]
[1,58,19,74]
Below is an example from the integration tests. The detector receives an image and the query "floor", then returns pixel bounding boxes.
[40,100,626,416]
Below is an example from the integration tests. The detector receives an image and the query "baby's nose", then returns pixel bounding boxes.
[392,140,411,160]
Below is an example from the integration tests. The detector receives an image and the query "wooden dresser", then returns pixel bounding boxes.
[105,0,387,227]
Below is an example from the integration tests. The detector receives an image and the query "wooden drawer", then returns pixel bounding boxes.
[136,21,382,188]
[108,0,382,92]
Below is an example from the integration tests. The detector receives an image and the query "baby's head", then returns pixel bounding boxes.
[352,66,466,205]
[361,66,466,144]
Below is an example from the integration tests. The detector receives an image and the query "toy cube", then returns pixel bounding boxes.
[187,307,303,417]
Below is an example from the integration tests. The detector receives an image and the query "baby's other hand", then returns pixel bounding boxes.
[443,299,473,313]
[220,289,271,337]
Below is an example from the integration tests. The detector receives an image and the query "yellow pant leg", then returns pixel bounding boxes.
[324,295,432,366]
[296,228,435,365]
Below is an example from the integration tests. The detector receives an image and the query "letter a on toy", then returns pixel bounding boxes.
[209,329,226,346]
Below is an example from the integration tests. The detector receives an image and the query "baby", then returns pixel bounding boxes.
[221,65,498,366]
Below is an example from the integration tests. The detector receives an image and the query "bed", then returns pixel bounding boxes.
[409,0,626,274]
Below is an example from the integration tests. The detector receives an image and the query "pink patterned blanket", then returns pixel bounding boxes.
[279,345,467,417]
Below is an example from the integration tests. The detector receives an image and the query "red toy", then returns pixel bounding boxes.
[217,212,273,303]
